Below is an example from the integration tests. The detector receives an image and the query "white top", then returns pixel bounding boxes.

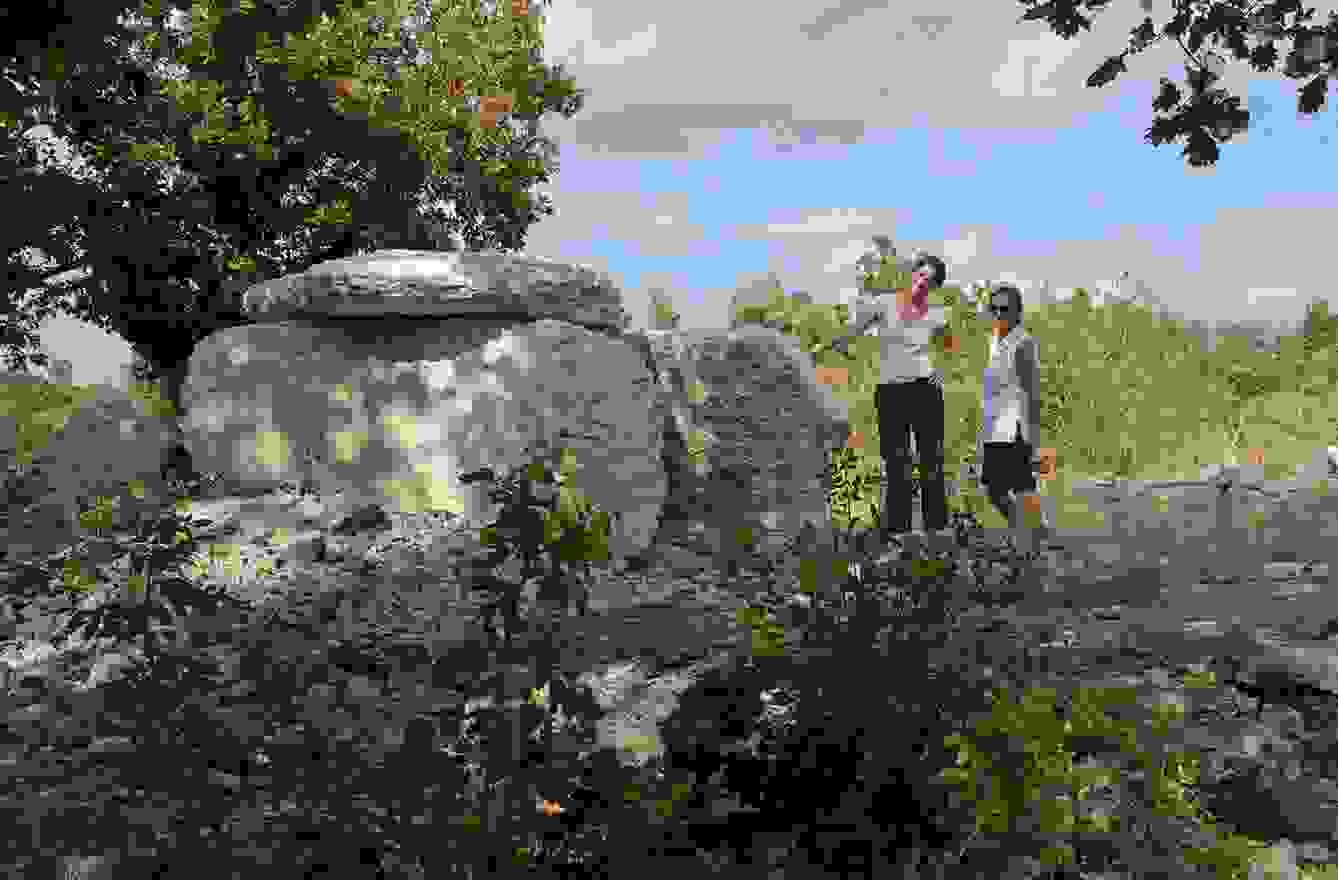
[982,325,1038,443]
[846,291,945,385]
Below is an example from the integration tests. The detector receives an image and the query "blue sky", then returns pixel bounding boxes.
[22,0,1338,387]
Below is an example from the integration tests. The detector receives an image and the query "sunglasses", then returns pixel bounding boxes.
[987,303,1013,314]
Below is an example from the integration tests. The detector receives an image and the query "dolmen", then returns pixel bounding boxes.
[180,249,850,571]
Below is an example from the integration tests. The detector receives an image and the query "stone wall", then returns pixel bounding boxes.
[1067,459,1338,585]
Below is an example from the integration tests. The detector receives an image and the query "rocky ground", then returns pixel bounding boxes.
[7,476,1338,877]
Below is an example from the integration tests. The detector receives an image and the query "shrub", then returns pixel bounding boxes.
[653,551,983,874]
[455,447,616,643]
[1,382,178,535]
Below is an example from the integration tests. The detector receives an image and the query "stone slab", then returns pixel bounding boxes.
[630,326,850,564]
[1062,477,1338,585]
[241,249,627,329]
[181,317,667,564]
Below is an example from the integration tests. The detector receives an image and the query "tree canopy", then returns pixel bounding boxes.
[1016,0,1337,167]
[1,0,586,399]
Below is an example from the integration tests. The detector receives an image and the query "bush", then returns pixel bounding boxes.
[644,548,987,875]
[454,449,615,642]
[1,383,178,532]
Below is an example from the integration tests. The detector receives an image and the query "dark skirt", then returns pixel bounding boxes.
[981,438,1038,496]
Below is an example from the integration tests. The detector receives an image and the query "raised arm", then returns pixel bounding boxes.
[847,291,888,337]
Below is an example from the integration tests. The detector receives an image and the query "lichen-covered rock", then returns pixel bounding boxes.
[0,384,178,552]
[181,317,666,563]
[7,386,176,502]
[633,326,849,565]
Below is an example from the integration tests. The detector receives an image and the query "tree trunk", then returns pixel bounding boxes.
[133,351,197,486]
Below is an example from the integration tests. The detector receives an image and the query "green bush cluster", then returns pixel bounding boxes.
[454,447,614,641]
[933,670,1338,879]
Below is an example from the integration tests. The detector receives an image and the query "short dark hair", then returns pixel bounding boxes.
[991,284,1024,319]
[911,253,946,288]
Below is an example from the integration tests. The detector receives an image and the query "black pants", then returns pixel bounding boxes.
[875,378,947,534]
[982,437,1038,525]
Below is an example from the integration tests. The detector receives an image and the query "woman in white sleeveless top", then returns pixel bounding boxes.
[839,253,955,546]
[978,284,1043,531]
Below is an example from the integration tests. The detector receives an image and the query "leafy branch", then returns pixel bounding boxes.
[1016,0,1337,166]
[455,450,612,645]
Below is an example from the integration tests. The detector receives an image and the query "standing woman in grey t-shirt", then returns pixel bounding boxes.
[835,253,956,548]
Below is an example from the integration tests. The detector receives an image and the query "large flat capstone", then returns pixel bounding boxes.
[242,249,626,329]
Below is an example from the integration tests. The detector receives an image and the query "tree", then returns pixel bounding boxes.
[648,288,680,330]
[1016,0,1338,167]
[1,0,586,453]
[1302,297,1338,354]
[0,83,119,375]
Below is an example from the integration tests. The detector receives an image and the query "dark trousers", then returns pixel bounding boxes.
[875,378,947,534]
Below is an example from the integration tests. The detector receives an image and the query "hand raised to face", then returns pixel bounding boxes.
[987,290,1020,336]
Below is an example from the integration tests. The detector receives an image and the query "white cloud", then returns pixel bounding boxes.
[822,238,881,277]
[766,211,876,237]
[992,34,1081,99]
[1247,287,1299,307]
[542,1,658,67]
[583,25,658,66]
[36,314,136,390]
[942,231,982,269]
